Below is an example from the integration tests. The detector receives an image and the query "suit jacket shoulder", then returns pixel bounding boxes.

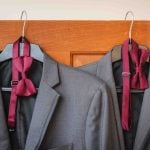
[58,62,108,91]
[78,60,99,76]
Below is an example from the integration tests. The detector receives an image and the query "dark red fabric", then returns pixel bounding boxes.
[122,39,131,131]
[14,56,36,96]
[8,38,36,129]
[121,39,150,131]
[130,45,150,89]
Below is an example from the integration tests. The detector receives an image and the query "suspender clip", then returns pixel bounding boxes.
[9,128,15,132]
[122,72,131,77]
[11,80,19,86]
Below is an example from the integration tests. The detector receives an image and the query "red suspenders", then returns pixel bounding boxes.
[8,38,36,129]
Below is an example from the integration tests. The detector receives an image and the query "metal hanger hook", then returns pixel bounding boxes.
[125,11,134,43]
[20,10,28,38]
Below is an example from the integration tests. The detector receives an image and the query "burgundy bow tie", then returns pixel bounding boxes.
[14,56,36,96]
[130,46,150,89]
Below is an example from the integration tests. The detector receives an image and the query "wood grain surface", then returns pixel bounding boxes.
[0,21,149,66]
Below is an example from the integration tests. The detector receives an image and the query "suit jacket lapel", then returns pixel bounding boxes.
[133,88,150,150]
[97,46,125,150]
[25,54,60,150]
[134,62,150,150]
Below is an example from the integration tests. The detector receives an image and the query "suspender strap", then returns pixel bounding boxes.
[8,38,30,129]
[121,39,150,131]
[121,39,132,131]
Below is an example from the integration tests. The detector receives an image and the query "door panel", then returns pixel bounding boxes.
[0,21,150,67]
[71,51,107,67]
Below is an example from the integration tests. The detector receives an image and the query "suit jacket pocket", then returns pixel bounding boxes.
[48,143,73,150]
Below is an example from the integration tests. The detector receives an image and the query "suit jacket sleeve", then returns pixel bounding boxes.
[85,85,120,150]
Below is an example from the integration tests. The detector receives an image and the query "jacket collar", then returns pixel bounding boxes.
[25,53,60,150]
[96,45,125,150]
[41,52,60,87]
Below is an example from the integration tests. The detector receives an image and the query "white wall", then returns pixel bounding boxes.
[0,0,150,20]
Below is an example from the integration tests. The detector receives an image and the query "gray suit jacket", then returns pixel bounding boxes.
[79,45,150,150]
[0,45,117,150]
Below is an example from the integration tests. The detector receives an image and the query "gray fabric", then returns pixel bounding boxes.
[0,50,115,150]
[0,90,11,149]
[79,45,150,150]
[79,48,125,150]
[46,143,73,150]
[133,62,150,150]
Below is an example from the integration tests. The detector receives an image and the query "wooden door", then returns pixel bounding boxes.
[0,21,150,67]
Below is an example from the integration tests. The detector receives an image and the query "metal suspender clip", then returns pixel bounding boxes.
[11,80,19,86]
[122,72,131,78]
[9,128,15,132]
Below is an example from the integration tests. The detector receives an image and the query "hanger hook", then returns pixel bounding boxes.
[125,11,134,43]
[20,10,28,38]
